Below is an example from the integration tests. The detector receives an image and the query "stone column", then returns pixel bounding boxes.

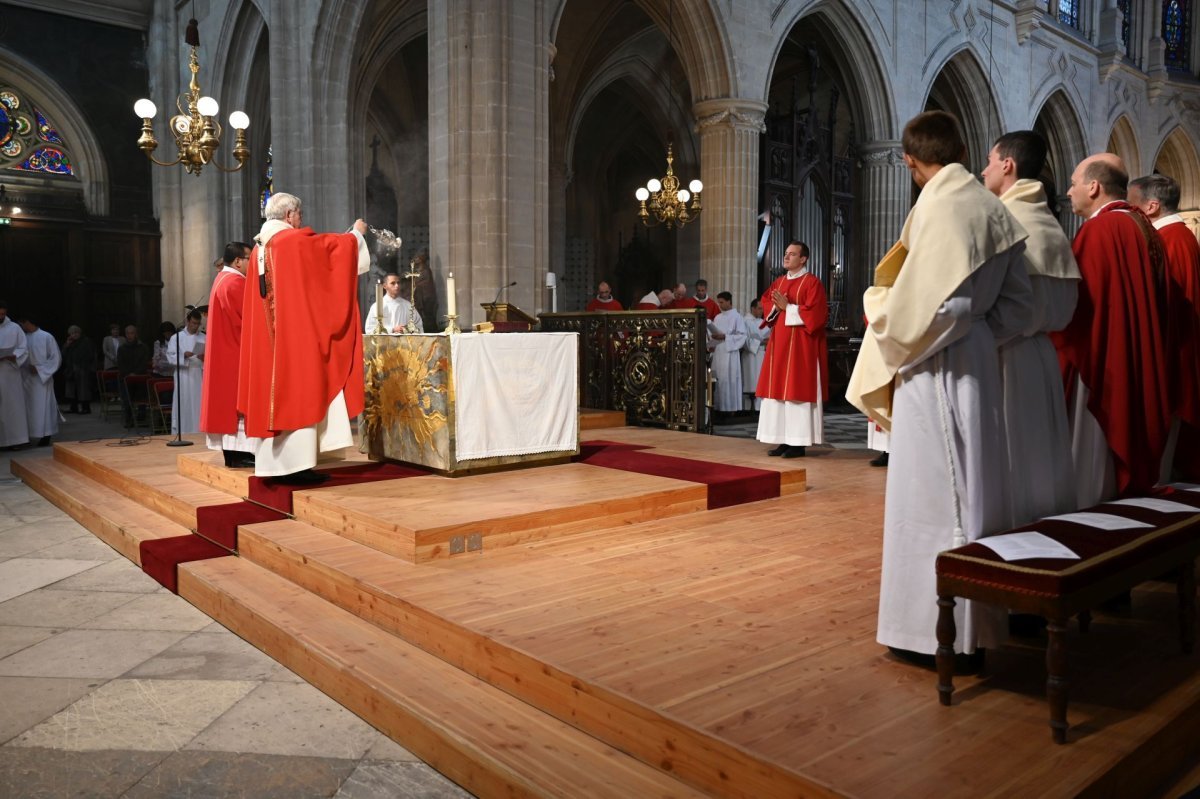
[693,97,767,310]
[858,141,910,278]
[428,0,550,324]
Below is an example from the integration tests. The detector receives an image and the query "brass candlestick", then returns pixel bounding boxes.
[403,258,421,334]
[444,313,461,335]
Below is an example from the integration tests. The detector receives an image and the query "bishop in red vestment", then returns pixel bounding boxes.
[239,193,370,483]
[1055,156,1170,499]
[1129,174,1200,479]
[755,241,829,457]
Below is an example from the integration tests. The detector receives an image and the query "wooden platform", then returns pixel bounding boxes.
[12,431,1200,798]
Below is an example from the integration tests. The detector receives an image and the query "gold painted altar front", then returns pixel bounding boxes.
[361,333,580,474]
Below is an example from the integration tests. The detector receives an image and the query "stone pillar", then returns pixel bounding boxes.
[428,0,550,324]
[549,160,569,300]
[693,97,766,311]
[858,141,910,279]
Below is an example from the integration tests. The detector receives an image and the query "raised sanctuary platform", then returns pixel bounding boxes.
[11,428,1200,797]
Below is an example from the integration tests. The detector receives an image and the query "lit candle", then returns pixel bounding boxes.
[446,271,457,317]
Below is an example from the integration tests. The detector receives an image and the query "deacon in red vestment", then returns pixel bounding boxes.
[200,241,260,468]
[585,281,624,311]
[755,241,829,457]
[691,279,720,320]
[1129,174,1200,479]
[239,192,370,484]
[1054,155,1170,499]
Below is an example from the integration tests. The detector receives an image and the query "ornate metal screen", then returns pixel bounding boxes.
[539,309,707,432]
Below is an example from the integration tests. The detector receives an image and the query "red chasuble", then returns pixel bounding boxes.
[199,269,246,435]
[1051,202,1170,494]
[238,227,364,439]
[695,296,719,320]
[669,296,697,311]
[755,271,829,403]
[1160,221,1200,477]
[585,297,624,311]
[633,301,659,310]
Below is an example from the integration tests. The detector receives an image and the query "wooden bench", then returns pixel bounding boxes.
[934,489,1200,743]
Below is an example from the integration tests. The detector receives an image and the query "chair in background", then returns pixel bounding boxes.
[95,370,121,421]
[149,378,174,434]
[123,374,153,430]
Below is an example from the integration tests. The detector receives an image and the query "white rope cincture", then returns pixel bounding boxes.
[934,349,966,548]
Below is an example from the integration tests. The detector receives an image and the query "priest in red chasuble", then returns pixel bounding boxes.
[755,240,829,458]
[200,241,260,468]
[1053,155,1170,502]
[585,281,624,311]
[1128,173,1200,480]
[238,192,370,484]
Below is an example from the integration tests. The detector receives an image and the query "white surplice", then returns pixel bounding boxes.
[997,276,1078,525]
[22,328,60,438]
[0,319,29,447]
[710,309,747,412]
[166,328,205,434]
[877,252,1033,655]
[252,224,369,477]
[365,295,423,334]
[740,313,769,410]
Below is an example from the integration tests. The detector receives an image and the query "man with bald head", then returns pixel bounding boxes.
[585,281,623,311]
[1053,154,1169,502]
[1129,173,1200,479]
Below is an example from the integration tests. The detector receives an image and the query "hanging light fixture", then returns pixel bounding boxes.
[133,18,250,175]
[635,133,702,229]
[633,0,702,229]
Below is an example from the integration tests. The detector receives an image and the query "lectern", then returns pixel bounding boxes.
[480,302,538,331]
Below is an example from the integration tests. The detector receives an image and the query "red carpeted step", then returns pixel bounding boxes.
[139,536,230,593]
[195,501,288,549]
[578,446,780,509]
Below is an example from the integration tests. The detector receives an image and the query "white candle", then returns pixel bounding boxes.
[375,280,383,312]
[446,271,457,317]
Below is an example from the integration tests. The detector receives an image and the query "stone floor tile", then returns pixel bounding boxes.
[0,625,60,660]
[2,498,64,520]
[0,557,107,603]
[123,750,358,799]
[33,534,121,561]
[10,677,258,752]
[82,593,212,632]
[51,557,163,593]
[186,680,380,760]
[362,731,420,762]
[0,587,142,628]
[334,760,473,799]
[0,676,102,743]
[126,630,294,682]
[0,523,90,558]
[0,746,167,799]
[0,628,188,679]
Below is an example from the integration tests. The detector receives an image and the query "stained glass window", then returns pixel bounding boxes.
[259,144,273,218]
[0,87,76,176]
[1058,0,1081,29]
[1119,0,1133,54]
[1163,0,1193,70]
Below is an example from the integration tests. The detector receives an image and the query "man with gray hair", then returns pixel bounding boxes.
[1129,173,1200,479]
[238,192,370,484]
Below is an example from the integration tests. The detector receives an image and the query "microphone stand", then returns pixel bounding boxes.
[167,314,194,447]
[489,281,516,319]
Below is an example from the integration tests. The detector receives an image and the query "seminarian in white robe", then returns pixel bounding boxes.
[849,159,1032,656]
[166,323,205,434]
[0,312,30,448]
[994,178,1080,526]
[21,324,61,442]
[740,307,769,410]
[709,299,747,412]
[365,294,423,334]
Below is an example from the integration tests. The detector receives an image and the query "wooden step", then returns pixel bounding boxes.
[236,519,837,799]
[11,454,192,565]
[53,440,237,528]
[580,408,626,430]
[177,446,374,496]
[179,555,709,799]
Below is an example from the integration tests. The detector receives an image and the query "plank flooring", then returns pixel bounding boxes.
[11,427,1200,798]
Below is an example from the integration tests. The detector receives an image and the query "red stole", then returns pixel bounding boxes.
[199,270,245,435]
[755,272,829,403]
[238,227,364,438]
[1051,202,1170,494]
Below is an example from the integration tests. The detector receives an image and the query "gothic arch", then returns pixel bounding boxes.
[1153,126,1200,211]
[923,47,1004,171]
[766,0,897,140]
[1032,88,1087,194]
[1107,114,1142,178]
[0,46,109,215]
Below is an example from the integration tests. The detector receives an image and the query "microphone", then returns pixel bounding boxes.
[491,281,517,306]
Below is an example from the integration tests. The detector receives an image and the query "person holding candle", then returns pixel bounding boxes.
[238,192,370,485]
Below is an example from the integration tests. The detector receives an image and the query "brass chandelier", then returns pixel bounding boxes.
[133,19,250,175]
[634,136,702,229]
